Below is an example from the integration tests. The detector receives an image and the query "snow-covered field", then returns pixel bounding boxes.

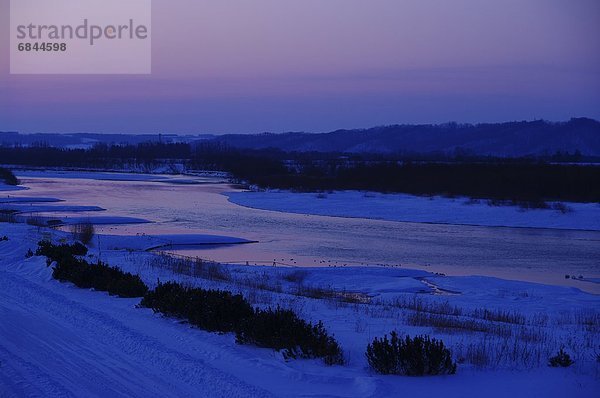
[227,190,600,231]
[1,222,599,397]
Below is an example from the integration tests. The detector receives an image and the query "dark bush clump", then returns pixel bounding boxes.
[141,281,253,332]
[141,281,344,365]
[36,240,88,265]
[548,348,574,367]
[236,307,344,365]
[366,331,456,376]
[0,167,19,186]
[36,240,147,298]
[52,257,148,298]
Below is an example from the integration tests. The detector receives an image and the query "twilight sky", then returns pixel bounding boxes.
[1,0,599,134]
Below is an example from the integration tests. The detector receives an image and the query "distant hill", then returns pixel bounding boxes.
[211,118,600,157]
[3,118,599,157]
[0,132,212,149]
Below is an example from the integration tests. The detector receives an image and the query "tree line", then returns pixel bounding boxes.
[1,142,599,202]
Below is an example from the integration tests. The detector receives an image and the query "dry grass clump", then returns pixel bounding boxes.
[0,210,17,223]
[283,270,309,284]
[70,221,95,244]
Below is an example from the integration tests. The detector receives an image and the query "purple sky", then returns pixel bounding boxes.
[1,0,599,134]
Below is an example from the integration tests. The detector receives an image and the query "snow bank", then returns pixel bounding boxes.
[227,190,600,231]
[100,233,256,251]
[0,204,104,213]
[281,266,431,297]
[0,182,26,192]
[0,197,62,204]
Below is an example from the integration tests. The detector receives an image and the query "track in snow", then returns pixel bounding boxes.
[0,267,272,398]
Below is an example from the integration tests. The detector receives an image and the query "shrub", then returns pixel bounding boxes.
[548,348,574,367]
[70,221,95,244]
[141,281,253,333]
[52,257,148,298]
[36,240,88,265]
[141,281,344,365]
[140,281,191,316]
[236,307,344,365]
[0,167,19,186]
[366,332,456,376]
[105,274,148,298]
[36,240,147,298]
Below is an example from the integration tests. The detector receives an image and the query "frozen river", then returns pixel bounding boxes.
[9,172,600,293]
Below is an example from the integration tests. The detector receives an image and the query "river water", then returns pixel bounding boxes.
[10,173,600,293]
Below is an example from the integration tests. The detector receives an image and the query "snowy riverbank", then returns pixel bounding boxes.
[227,190,600,231]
